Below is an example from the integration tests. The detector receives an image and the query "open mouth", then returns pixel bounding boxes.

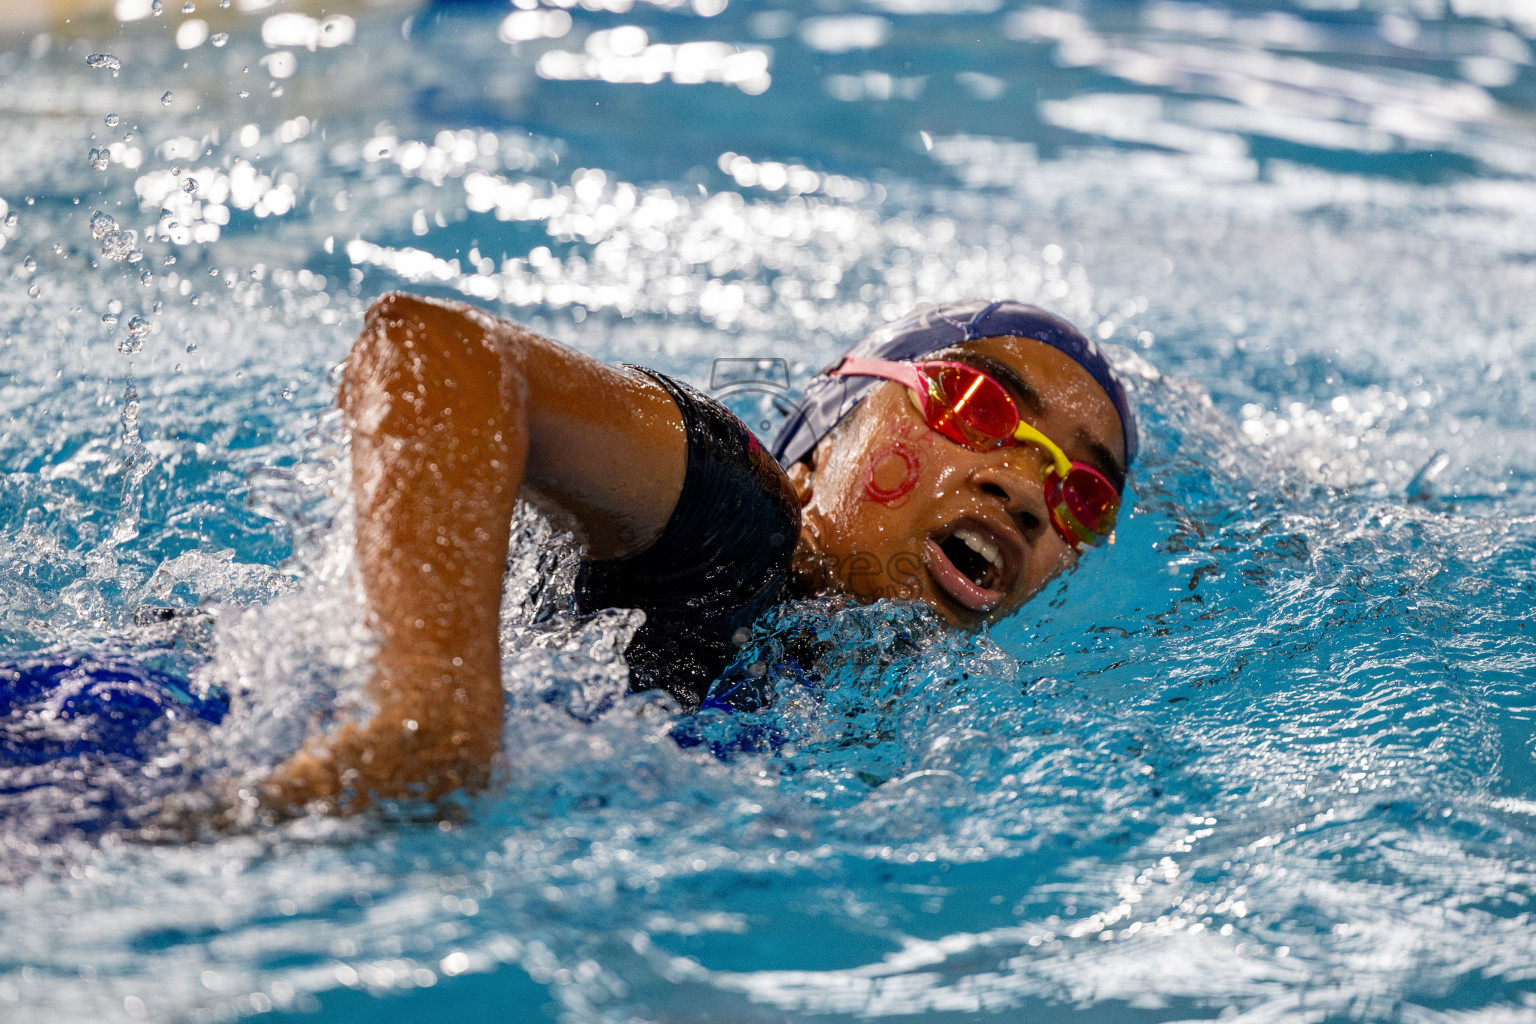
[922,520,1019,614]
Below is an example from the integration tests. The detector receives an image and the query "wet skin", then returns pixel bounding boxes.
[787,335,1129,628]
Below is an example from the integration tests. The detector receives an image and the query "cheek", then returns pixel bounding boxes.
[861,440,922,506]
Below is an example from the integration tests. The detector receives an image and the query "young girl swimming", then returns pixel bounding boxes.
[259,293,1137,813]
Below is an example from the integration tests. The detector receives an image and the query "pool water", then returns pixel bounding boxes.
[4,0,1536,1020]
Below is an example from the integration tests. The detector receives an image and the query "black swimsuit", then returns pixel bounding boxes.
[572,370,801,709]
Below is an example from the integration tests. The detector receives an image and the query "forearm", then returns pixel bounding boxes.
[344,293,524,673]
[266,294,523,809]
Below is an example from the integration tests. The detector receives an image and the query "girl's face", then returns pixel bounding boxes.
[788,334,1128,628]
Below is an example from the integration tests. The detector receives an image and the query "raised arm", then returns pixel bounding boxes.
[261,292,686,812]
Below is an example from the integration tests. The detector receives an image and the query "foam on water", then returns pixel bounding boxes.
[2,0,1536,1020]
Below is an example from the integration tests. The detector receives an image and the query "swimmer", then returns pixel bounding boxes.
[259,293,1137,813]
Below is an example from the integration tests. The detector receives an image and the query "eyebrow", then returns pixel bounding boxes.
[942,349,1127,492]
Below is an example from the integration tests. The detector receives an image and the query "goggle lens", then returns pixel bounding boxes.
[924,365,1018,448]
[1046,466,1120,545]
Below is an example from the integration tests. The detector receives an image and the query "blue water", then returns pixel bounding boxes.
[4,0,1536,1019]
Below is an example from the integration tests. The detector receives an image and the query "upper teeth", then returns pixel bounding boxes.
[953,527,1004,573]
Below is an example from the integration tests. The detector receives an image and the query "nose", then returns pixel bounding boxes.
[967,457,1052,540]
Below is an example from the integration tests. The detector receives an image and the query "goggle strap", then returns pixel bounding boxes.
[1011,420,1074,478]
[834,357,930,401]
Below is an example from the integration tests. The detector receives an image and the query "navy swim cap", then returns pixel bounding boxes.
[771,300,1140,469]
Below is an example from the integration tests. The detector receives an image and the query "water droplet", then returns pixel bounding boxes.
[121,315,152,353]
[182,178,198,195]
[237,89,249,99]
[161,91,173,106]
[163,255,176,266]
[4,213,16,227]
[27,284,40,298]
[151,0,163,13]
[185,340,198,352]
[88,148,110,171]
[104,113,120,128]
[211,32,228,47]
[101,312,119,325]
[21,255,36,272]
[174,363,184,372]
[51,243,64,256]
[90,211,140,262]
[86,53,122,75]
[140,268,154,286]
[281,387,294,401]
[182,0,195,10]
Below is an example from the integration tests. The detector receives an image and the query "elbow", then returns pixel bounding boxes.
[344,292,522,419]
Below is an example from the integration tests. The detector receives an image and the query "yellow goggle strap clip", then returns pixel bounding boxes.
[1012,421,1074,479]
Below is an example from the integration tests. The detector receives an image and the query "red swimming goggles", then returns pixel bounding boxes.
[831,356,1122,549]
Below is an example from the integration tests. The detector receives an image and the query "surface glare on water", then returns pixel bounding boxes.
[1,0,1536,1021]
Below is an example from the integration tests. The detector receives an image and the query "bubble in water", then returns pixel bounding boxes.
[86,53,121,75]
[281,387,294,401]
[27,284,39,298]
[182,0,195,11]
[211,33,228,47]
[185,340,198,353]
[140,268,154,286]
[21,255,36,273]
[161,92,173,106]
[182,178,198,195]
[88,148,110,171]
[237,89,249,99]
[104,113,120,128]
[151,0,162,13]
[101,312,119,325]
[4,212,16,227]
